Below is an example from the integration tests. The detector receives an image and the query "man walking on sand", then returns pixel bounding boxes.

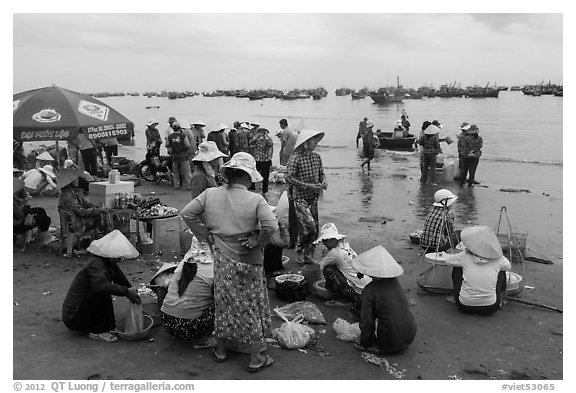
[279,118,298,166]
[167,122,192,189]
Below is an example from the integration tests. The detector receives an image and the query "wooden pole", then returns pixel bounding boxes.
[504,296,562,313]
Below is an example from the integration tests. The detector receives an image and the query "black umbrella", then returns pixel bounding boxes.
[13,85,134,142]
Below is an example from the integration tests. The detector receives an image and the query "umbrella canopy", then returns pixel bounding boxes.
[13,85,134,142]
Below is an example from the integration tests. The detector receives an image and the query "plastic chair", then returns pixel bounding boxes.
[58,207,84,258]
[108,209,141,252]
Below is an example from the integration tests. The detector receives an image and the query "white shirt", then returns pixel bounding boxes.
[320,241,372,294]
[22,169,56,190]
[445,251,511,306]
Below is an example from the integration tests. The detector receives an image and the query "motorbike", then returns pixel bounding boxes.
[137,145,174,185]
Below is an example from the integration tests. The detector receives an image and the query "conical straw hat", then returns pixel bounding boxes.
[57,167,83,189]
[87,229,139,259]
[351,245,404,278]
[294,129,325,150]
[461,225,502,261]
[36,151,54,161]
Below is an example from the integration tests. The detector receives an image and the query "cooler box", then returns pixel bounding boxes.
[89,180,134,208]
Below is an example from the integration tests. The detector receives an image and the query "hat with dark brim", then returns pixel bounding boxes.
[467,124,479,134]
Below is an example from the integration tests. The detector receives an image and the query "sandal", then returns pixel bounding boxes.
[213,348,228,363]
[353,343,381,354]
[247,355,274,373]
[89,332,118,343]
[193,337,217,350]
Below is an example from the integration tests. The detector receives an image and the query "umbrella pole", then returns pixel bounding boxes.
[55,140,60,169]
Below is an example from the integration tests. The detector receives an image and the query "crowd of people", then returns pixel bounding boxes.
[14,112,506,376]
[143,116,301,198]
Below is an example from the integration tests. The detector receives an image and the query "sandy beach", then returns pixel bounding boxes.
[12,163,563,381]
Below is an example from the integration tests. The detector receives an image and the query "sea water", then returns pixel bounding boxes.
[32,91,564,262]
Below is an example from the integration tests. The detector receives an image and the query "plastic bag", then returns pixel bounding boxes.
[275,191,289,220]
[272,310,316,349]
[124,303,144,334]
[333,317,361,342]
[274,301,326,325]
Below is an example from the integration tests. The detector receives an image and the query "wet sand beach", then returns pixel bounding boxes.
[12,156,563,380]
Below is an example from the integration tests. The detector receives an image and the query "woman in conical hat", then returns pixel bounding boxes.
[286,129,327,264]
[445,225,511,315]
[351,245,417,354]
[315,223,371,319]
[62,230,141,343]
[58,167,108,243]
[360,120,378,170]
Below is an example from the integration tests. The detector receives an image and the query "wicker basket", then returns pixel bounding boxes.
[275,274,307,302]
[497,232,527,263]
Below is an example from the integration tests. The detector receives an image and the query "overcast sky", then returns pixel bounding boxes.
[12,12,563,93]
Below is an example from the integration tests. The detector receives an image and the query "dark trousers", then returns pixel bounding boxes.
[14,207,51,233]
[104,145,118,165]
[80,148,98,175]
[323,265,362,318]
[256,160,272,193]
[63,291,116,334]
[263,244,284,274]
[420,154,437,184]
[451,267,506,315]
[288,196,299,248]
[460,157,480,186]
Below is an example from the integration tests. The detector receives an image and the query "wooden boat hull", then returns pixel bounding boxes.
[377,132,416,150]
[370,94,403,104]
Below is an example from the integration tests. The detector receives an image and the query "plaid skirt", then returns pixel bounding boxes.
[212,242,272,353]
[161,302,215,341]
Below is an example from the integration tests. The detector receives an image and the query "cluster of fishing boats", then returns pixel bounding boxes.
[86,80,562,102]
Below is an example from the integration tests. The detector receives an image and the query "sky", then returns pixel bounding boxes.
[11,9,564,94]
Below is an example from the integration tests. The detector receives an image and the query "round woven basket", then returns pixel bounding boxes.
[506,272,524,297]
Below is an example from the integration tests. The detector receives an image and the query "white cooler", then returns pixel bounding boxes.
[89,180,134,208]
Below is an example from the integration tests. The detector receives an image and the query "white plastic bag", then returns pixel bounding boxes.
[272,310,316,349]
[124,303,144,334]
[275,191,289,220]
[333,317,361,342]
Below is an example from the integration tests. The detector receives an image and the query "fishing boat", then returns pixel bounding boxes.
[377,131,416,150]
[351,92,366,100]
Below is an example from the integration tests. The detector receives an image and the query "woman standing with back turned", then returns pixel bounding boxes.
[180,152,278,373]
